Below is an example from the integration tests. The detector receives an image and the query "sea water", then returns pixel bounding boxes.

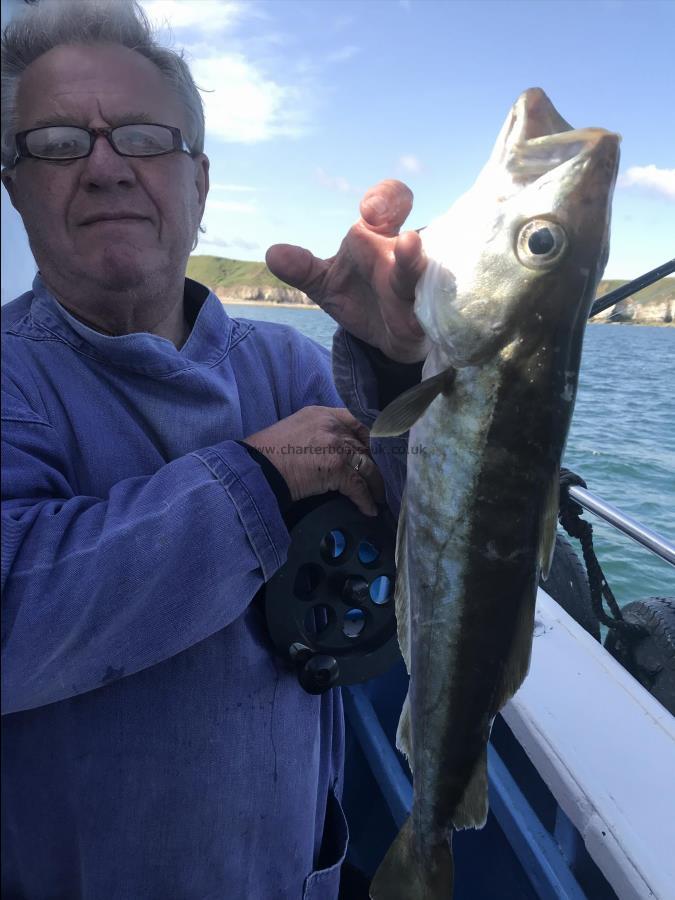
[226,304,675,606]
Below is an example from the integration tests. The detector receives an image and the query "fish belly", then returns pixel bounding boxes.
[405,357,543,838]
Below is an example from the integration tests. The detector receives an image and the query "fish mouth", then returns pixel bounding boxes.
[510,126,620,185]
[497,87,574,145]
[493,88,620,187]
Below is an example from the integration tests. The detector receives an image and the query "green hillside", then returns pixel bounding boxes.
[594,277,674,304]
[186,255,287,290]
[187,254,674,306]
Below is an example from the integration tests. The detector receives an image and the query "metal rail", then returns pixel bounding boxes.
[569,485,675,567]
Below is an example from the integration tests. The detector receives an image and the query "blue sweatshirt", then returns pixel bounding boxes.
[2,276,362,900]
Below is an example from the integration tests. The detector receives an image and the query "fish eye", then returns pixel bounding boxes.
[516,219,568,270]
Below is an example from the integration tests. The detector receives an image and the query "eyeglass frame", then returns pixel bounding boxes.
[12,123,194,166]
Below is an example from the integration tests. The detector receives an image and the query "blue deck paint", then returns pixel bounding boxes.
[342,662,617,899]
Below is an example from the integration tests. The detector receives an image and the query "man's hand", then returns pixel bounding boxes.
[244,407,385,516]
[266,180,429,364]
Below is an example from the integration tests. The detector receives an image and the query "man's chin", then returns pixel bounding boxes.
[91,252,158,293]
[93,270,147,293]
[40,244,187,298]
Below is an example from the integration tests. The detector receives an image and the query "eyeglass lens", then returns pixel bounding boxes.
[25,124,175,159]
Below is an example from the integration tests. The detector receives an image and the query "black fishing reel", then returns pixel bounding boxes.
[264,493,401,694]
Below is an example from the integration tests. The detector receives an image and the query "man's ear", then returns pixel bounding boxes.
[1,168,20,210]
[195,153,209,218]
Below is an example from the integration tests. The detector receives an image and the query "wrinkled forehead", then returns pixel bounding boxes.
[16,43,187,132]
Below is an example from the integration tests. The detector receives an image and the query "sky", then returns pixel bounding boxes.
[2,0,674,302]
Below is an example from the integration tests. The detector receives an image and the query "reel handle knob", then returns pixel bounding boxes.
[298,654,340,695]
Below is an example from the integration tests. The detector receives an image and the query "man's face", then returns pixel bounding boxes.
[2,43,209,301]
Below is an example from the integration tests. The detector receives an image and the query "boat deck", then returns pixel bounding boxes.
[342,590,675,899]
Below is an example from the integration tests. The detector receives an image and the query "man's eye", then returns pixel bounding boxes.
[39,139,82,158]
[126,131,162,148]
[48,140,78,152]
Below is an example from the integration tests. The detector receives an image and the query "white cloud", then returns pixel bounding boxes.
[141,0,244,33]
[619,165,675,201]
[207,199,257,214]
[399,154,422,174]
[315,167,358,194]
[325,45,360,64]
[193,54,308,142]
[142,2,312,146]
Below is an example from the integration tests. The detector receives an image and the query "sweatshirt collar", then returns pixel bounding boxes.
[28,274,240,375]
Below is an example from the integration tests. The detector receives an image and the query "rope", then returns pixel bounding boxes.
[558,469,648,637]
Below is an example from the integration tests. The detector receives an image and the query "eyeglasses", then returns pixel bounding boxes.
[13,123,193,164]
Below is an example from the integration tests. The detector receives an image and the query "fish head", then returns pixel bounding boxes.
[415,88,620,368]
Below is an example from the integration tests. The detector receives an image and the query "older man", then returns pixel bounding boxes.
[1,1,426,899]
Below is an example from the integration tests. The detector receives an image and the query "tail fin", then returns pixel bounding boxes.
[369,816,454,899]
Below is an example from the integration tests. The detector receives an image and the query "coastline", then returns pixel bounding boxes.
[218,298,321,311]
[587,319,674,327]
[217,299,673,324]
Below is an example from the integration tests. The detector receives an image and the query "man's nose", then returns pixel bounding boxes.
[79,133,137,189]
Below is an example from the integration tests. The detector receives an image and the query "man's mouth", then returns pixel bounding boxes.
[80,214,149,226]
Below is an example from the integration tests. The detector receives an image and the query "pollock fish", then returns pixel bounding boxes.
[369,88,619,899]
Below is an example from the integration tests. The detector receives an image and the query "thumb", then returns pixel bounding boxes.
[265,244,328,294]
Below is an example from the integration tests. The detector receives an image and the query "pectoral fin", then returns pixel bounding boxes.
[371,367,456,437]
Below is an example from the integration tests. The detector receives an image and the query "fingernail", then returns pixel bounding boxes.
[363,195,388,218]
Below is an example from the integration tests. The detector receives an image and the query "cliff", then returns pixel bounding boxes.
[212,284,310,305]
[186,256,674,322]
[590,278,674,325]
[186,255,312,306]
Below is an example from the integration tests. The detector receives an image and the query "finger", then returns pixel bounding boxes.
[359,180,414,237]
[342,441,370,467]
[335,469,379,517]
[346,450,385,505]
[391,229,427,300]
[381,230,428,340]
[265,244,329,295]
[331,408,372,448]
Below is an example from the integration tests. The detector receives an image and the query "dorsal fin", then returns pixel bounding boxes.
[371,367,456,437]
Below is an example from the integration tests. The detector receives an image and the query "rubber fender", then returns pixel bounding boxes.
[539,533,600,641]
[604,597,675,716]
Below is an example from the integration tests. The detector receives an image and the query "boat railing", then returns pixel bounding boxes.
[567,485,675,568]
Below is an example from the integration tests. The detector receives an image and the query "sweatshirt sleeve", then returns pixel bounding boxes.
[1,388,290,714]
[331,327,422,519]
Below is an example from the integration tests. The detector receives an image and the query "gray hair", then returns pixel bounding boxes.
[1,0,206,168]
